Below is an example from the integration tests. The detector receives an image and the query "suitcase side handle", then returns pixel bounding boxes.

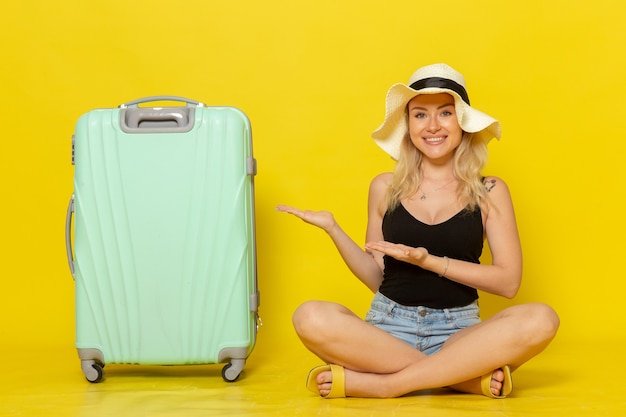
[66,195,75,279]
[119,96,205,109]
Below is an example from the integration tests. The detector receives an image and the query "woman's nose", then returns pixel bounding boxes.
[427,117,441,132]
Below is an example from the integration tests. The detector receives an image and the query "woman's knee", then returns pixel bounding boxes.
[292,300,321,331]
[292,300,351,341]
[292,301,332,338]
[518,303,560,345]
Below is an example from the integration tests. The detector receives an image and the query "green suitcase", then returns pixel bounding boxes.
[66,96,259,383]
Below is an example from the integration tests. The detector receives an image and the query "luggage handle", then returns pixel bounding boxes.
[119,96,205,109]
[65,195,75,279]
[125,109,190,129]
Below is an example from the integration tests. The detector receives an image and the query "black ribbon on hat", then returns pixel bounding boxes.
[409,77,470,105]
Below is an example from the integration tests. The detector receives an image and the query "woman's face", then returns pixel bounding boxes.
[406,93,463,161]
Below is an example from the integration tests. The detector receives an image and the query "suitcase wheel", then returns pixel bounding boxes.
[81,360,104,383]
[222,359,245,382]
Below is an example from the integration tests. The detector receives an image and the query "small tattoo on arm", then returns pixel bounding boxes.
[484,179,496,192]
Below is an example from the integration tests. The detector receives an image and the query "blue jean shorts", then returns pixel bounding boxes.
[365,292,481,355]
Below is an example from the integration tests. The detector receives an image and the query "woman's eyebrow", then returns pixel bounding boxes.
[408,102,455,111]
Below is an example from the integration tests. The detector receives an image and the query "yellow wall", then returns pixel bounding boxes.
[2,0,625,353]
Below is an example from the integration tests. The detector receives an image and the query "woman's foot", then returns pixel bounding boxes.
[449,366,512,398]
[480,366,513,398]
[306,365,346,398]
[487,368,507,396]
[315,370,333,397]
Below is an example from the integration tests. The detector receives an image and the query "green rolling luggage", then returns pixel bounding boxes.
[65,96,259,383]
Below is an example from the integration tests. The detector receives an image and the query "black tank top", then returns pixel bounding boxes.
[379,204,483,308]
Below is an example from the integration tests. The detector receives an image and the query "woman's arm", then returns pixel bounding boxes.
[276,174,390,293]
[365,176,522,298]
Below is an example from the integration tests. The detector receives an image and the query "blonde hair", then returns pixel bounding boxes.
[386,131,489,212]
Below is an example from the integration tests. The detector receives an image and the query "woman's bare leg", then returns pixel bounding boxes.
[293,300,427,373]
[294,301,559,398]
[293,300,504,396]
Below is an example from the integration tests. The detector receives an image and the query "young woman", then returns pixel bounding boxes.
[277,63,559,399]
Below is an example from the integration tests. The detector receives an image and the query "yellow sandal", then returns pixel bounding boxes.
[306,364,346,398]
[481,365,513,398]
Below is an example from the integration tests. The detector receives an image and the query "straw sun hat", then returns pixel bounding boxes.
[371,63,501,160]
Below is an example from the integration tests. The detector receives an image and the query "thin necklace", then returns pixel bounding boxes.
[418,179,456,201]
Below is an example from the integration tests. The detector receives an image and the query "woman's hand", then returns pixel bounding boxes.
[276,205,337,233]
[365,241,429,266]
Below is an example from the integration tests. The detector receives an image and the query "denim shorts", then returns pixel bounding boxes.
[365,292,481,355]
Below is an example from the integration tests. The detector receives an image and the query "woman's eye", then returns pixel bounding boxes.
[414,113,426,119]
[441,110,453,117]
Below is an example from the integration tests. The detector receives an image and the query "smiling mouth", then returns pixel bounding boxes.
[424,136,446,144]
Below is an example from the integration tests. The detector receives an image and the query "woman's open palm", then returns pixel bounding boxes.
[276,205,336,233]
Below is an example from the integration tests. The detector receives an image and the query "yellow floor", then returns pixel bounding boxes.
[2,338,624,417]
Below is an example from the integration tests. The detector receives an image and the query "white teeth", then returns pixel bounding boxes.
[425,137,445,143]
